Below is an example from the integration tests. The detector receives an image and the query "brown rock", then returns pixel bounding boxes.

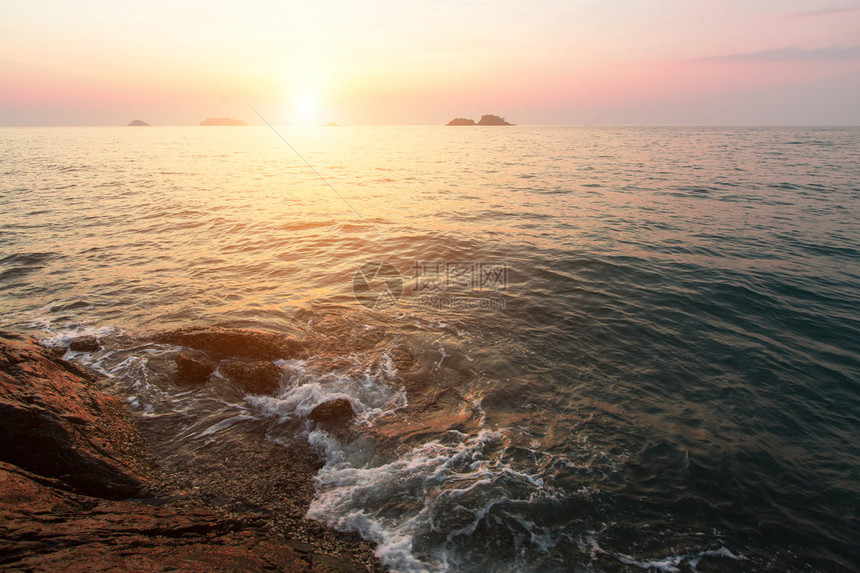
[153,326,305,361]
[220,360,283,395]
[175,351,216,385]
[388,343,417,372]
[0,333,152,499]
[308,398,355,425]
[0,462,310,571]
[69,336,100,352]
[0,332,382,572]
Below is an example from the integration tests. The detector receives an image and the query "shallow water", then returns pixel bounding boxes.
[1,125,859,571]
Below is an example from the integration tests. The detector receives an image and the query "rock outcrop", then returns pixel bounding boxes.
[156,327,300,395]
[0,462,315,571]
[309,398,355,425]
[154,326,304,361]
[220,359,284,395]
[0,331,152,499]
[175,351,217,385]
[0,331,380,571]
[68,335,100,352]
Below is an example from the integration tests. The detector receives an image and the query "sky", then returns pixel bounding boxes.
[1,0,859,125]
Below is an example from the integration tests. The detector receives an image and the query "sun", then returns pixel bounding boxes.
[292,92,319,124]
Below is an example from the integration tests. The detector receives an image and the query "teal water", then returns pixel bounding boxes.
[1,126,858,571]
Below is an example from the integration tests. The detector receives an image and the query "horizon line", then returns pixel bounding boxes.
[1,122,859,128]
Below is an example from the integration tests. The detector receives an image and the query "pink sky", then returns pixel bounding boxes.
[1,1,859,125]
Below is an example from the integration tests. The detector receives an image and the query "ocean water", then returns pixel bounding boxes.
[1,125,858,571]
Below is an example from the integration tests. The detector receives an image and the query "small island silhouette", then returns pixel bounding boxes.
[128,120,150,126]
[200,117,247,126]
[447,114,513,126]
[447,117,476,126]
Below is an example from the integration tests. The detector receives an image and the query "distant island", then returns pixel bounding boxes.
[446,114,513,126]
[128,119,150,126]
[447,117,476,126]
[200,117,247,126]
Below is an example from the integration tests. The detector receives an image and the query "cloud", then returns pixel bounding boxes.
[698,45,860,64]
[785,7,860,19]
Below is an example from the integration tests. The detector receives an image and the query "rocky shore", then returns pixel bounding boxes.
[0,329,382,572]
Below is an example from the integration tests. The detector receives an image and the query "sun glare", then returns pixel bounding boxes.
[293,93,318,124]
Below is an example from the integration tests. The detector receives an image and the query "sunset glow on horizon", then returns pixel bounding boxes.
[2,0,859,126]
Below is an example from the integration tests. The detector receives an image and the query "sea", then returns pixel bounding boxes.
[1,125,858,572]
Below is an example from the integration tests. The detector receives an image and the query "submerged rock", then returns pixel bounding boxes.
[175,351,217,385]
[69,336,100,352]
[371,387,481,444]
[153,326,305,361]
[156,327,302,392]
[220,360,283,395]
[388,343,417,372]
[309,398,355,425]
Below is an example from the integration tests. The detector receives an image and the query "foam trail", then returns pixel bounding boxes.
[247,355,406,425]
[305,429,557,572]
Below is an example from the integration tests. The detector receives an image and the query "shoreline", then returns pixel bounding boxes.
[0,329,383,571]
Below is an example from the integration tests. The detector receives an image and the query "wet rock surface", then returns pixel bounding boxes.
[68,335,100,352]
[0,461,316,572]
[0,332,152,499]
[153,326,305,361]
[220,359,284,395]
[0,332,382,572]
[174,350,217,385]
[139,419,379,573]
[309,398,356,425]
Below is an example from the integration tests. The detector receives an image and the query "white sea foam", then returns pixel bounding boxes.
[247,355,406,425]
[197,412,256,437]
[434,340,448,370]
[305,428,562,572]
[582,530,746,573]
[37,324,119,351]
